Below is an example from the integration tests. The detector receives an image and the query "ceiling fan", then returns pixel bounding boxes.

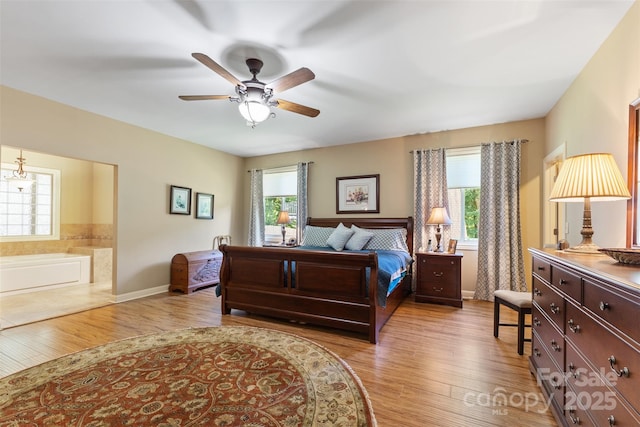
[179,53,320,127]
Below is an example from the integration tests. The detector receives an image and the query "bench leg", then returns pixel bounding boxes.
[517,310,525,355]
[494,299,500,338]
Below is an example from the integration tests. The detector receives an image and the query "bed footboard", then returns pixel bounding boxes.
[220,245,391,342]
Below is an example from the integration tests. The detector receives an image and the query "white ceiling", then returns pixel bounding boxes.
[0,0,634,157]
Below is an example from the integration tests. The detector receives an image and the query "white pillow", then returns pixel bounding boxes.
[326,223,355,251]
[345,225,375,250]
[301,225,334,247]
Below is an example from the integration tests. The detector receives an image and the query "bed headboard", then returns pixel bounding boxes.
[306,217,414,255]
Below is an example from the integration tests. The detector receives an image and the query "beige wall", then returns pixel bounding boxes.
[1,86,245,296]
[546,1,640,249]
[244,118,546,293]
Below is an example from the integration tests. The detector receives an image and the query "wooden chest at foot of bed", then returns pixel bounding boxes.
[170,250,222,294]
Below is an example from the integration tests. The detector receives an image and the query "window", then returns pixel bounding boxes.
[263,166,297,244]
[0,163,60,241]
[446,147,481,248]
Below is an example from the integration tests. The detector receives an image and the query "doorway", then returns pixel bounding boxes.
[0,146,116,328]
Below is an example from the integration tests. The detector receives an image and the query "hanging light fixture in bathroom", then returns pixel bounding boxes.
[4,149,34,191]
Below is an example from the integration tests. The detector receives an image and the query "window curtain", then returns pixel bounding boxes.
[248,169,264,246]
[296,162,309,244]
[413,148,449,253]
[474,140,527,301]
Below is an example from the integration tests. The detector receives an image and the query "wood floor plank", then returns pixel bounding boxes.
[0,289,557,426]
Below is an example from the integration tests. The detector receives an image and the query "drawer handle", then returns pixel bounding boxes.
[550,302,560,314]
[568,319,581,333]
[559,279,568,286]
[608,356,630,378]
[550,340,561,352]
[568,362,580,379]
[433,271,444,277]
[534,288,542,296]
[537,265,545,271]
[599,301,610,311]
[568,409,580,425]
[432,287,443,292]
[533,348,541,357]
[533,318,541,327]
[607,415,615,426]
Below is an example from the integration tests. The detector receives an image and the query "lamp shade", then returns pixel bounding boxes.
[549,153,630,202]
[426,207,452,225]
[276,211,290,225]
[238,101,271,123]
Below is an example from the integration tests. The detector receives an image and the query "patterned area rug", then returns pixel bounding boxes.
[0,326,376,426]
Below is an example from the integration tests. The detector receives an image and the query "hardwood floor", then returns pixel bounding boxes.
[0,289,558,426]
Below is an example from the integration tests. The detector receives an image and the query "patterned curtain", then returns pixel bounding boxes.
[248,169,264,246]
[474,140,527,301]
[296,162,309,244]
[413,148,449,253]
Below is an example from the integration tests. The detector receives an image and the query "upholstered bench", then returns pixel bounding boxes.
[493,290,532,355]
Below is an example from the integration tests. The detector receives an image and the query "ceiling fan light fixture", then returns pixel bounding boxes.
[238,100,271,125]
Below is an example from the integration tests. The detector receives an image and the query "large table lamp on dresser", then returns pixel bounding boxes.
[549,152,630,253]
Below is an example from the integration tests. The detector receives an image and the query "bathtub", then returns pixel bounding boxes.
[0,253,91,294]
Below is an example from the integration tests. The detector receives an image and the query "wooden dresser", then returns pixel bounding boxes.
[529,248,640,427]
[170,250,222,294]
[415,252,463,308]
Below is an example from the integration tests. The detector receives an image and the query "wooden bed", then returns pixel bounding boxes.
[219,217,413,343]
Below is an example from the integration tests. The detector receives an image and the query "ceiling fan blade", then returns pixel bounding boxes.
[266,68,315,94]
[191,53,244,87]
[276,99,320,117]
[179,95,231,101]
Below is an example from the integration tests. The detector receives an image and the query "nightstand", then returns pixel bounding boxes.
[415,252,463,308]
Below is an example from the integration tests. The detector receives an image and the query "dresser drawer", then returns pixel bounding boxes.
[566,342,640,427]
[533,276,565,332]
[531,331,564,410]
[583,277,640,344]
[533,304,564,370]
[551,264,582,303]
[564,303,639,406]
[532,256,551,282]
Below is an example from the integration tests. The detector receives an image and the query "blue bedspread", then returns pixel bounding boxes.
[298,246,413,307]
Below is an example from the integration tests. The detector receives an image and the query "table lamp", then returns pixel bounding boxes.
[549,152,630,253]
[276,210,290,244]
[427,207,452,252]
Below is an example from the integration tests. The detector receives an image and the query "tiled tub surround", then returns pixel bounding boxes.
[0,223,113,256]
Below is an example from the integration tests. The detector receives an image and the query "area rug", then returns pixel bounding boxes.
[0,326,376,426]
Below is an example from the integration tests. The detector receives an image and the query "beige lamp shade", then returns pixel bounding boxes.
[549,153,630,202]
[276,211,290,224]
[426,207,453,225]
[549,153,630,254]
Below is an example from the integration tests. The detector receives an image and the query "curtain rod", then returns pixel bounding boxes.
[409,139,529,153]
[247,161,314,172]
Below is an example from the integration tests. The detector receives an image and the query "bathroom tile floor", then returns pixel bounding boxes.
[0,281,113,329]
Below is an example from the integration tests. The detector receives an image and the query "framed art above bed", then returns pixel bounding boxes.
[336,174,380,214]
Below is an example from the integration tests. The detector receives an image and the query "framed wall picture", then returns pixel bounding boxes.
[447,239,458,254]
[195,192,214,219]
[336,174,380,214]
[170,185,191,215]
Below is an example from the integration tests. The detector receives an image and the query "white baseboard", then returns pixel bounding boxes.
[114,284,169,303]
[462,290,475,300]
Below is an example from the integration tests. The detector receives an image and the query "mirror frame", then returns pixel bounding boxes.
[626,97,640,247]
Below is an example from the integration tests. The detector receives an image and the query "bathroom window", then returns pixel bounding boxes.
[0,164,60,241]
